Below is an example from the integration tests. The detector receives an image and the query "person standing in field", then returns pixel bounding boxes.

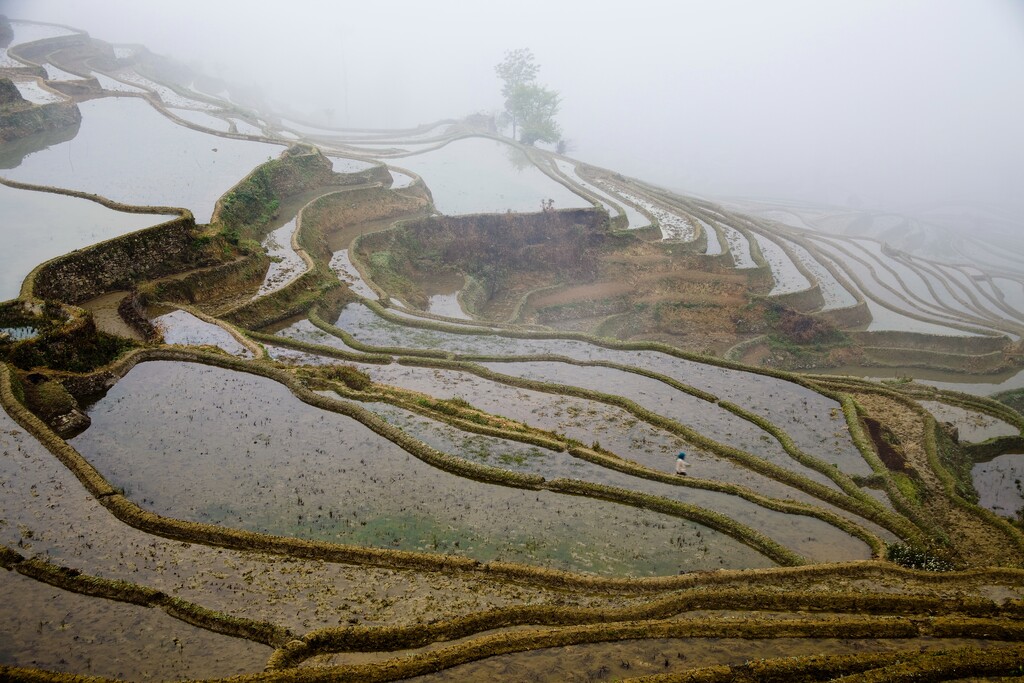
[675,452,687,476]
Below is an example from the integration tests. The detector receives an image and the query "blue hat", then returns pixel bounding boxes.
[677,452,686,459]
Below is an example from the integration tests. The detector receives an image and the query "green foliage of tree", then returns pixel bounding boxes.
[509,82,562,146]
[495,48,538,100]
[495,48,561,146]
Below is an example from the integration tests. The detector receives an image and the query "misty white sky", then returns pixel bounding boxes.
[6,0,1024,215]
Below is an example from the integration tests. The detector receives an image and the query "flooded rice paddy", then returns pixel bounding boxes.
[391,138,590,215]
[0,571,270,680]
[476,360,854,489]
[363,402,871,562]
[106,71,221,111]
[151,309,253,357]
[4,33,1024,679]
[2,405,608,635]
[71,361,773,574]
[615,190,695,241]
[325,304,867,470]
[4,97,281,222]
[720,224,756,268]
[699,218,723,255]
[919,401,1019,443]
[329,249,377,299]
[551,159,618,218]
[0,182,163,301]
[256,217,305,297]
[41,63,85,81]
[11,77,66,104]
[329,156,376,173]
[407,636,1003,682]
[781,238,857,310]
[168,107,232,133]
[971,454,1024,520]
[91,71,148,94]
[750,232,810,296]
[7,21,79,45]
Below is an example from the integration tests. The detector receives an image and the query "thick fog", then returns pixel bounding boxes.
[8,0,1024,217]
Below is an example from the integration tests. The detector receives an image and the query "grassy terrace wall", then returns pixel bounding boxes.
[816,300,872,328]
[357,207,607,282]
[861,345,1010,374]
[212,144,391,233]
[144,251,271,306]
[3,538,1024,680]
[6,332,1024,607]
[850,329,1009,355]
[768,282,825,313]
[2,347,882,584]
[25,214,202,305]
[220,185,428,330]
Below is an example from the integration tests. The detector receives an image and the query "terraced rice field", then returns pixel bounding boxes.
[2,19,1023,682]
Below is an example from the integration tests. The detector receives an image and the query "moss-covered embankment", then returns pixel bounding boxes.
[212,143,391,238]
[219,186,431,330]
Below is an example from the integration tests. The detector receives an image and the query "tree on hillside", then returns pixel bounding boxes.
[495,48,561,146]
[508,82,561,146]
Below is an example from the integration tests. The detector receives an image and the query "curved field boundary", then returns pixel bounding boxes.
[330,375,886,554]
[303,304,916,541]
[394,355,915,543]
[815,374,1024,558]
[0,545,293,647]
[0,357,1019,598]
[155,301,265,359]
[266,604,1024,671]
[0,177,187,303]
[0,350,805,575]
[258,616,1024,680]
[807,234,1013,339]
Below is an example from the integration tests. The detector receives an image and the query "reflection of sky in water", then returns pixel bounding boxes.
[781,239,856,309]
[152,310,252,357]
[0,183,161,301]
[168,108,231,132]
[972,454,1024,518]
[919,401,1018,443]
[394,138,590,215]
[5,98,282,222]
[750,232,810,295]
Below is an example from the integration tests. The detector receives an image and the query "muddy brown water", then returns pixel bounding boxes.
[2,403,644,636]
[418,271,470,320]
[327,305,872,475]
[362,401,872,562]
[0,570,271,679]
[403,636,1007,682]
[266,347,897,544]
[71,361,774,574]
